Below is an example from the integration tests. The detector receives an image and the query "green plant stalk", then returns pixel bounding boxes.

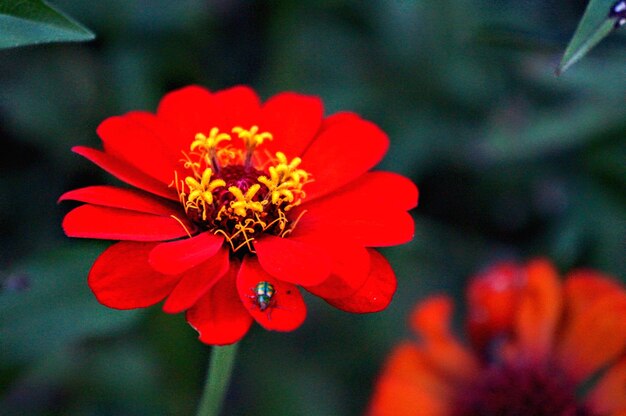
[196,343,239,416]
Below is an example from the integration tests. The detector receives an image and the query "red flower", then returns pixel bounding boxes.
[60,86,417,345]
[367,259,626,416]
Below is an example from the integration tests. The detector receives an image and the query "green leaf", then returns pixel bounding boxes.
[557,0,619,75]
[467,102,625,165]
[0,0,94,49]
[0,243,140,365]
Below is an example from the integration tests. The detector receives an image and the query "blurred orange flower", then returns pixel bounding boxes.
[367,259,626,416]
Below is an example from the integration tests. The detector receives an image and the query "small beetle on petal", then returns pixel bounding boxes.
[250,281,276,311]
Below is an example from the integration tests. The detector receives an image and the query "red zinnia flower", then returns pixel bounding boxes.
[368,259,626,416]
[60,86,417,345]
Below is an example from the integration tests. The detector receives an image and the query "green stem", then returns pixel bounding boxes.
[196,343,239,416]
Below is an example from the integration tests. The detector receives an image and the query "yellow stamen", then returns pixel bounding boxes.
[183,168,226,220]
[232,125,273,166]
[215,218,258,253]
[172,126,311,254]
[228,184,264,217]
[170,215,193,238]
[189,128,232,169]
[216,147,239,166]
[258,152,310,210]
[191,128,232,153]
[232,125,273,148]
[280,209,307,238]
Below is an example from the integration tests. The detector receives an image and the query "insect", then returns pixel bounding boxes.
[610,0,626,28]
[249,281,276,311]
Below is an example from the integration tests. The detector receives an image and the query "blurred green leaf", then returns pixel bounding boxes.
[557,0,618,75]
[0,243,140,365]
[0,0,94,49]
[469,103,624,165]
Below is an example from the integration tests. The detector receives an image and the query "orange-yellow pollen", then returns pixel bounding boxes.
[173,126,311,253]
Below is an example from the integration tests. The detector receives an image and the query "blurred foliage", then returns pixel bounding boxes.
[0,0,94,49]
[0,243,140,365]
[0,1,624,415]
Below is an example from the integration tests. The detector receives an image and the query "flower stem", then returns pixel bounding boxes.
[196,343,239,416]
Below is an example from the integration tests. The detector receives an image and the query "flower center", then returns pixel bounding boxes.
[453,360,595,416]
[172,126,311,253]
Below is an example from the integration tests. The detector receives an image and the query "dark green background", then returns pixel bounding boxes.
[1,1,624,415]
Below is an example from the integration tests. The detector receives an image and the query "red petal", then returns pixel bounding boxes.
[465,261,525,352]
[97,112,176,184]
[301,118,389,200]
[320,240,370,297]
[254,235,332,286]
[585,357,626,414]
[366,342,454,416]
[63,205,193,241]
[121,111,184,162]
[319,112,360,133]
[301,170,418,211]
[325,249,397,313]
[514,259,562,360]
[157,85,260,145]
[260,92,323,158]
[411,296,454,338]
[186,261,253,345]
[149,232,224,275]
[88,242,179,309]
[212,85,260,130]
[236,256,306,331]
[561,268,624,317]
[301,236,371,299]
[409,296,480,382]
[556,274,626,381]
[290,172,416,247]
[59,185,180,216]
[156,85,217,142]
[162,247,230,313]
[294,208,415,247]
[73,146,176,200]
